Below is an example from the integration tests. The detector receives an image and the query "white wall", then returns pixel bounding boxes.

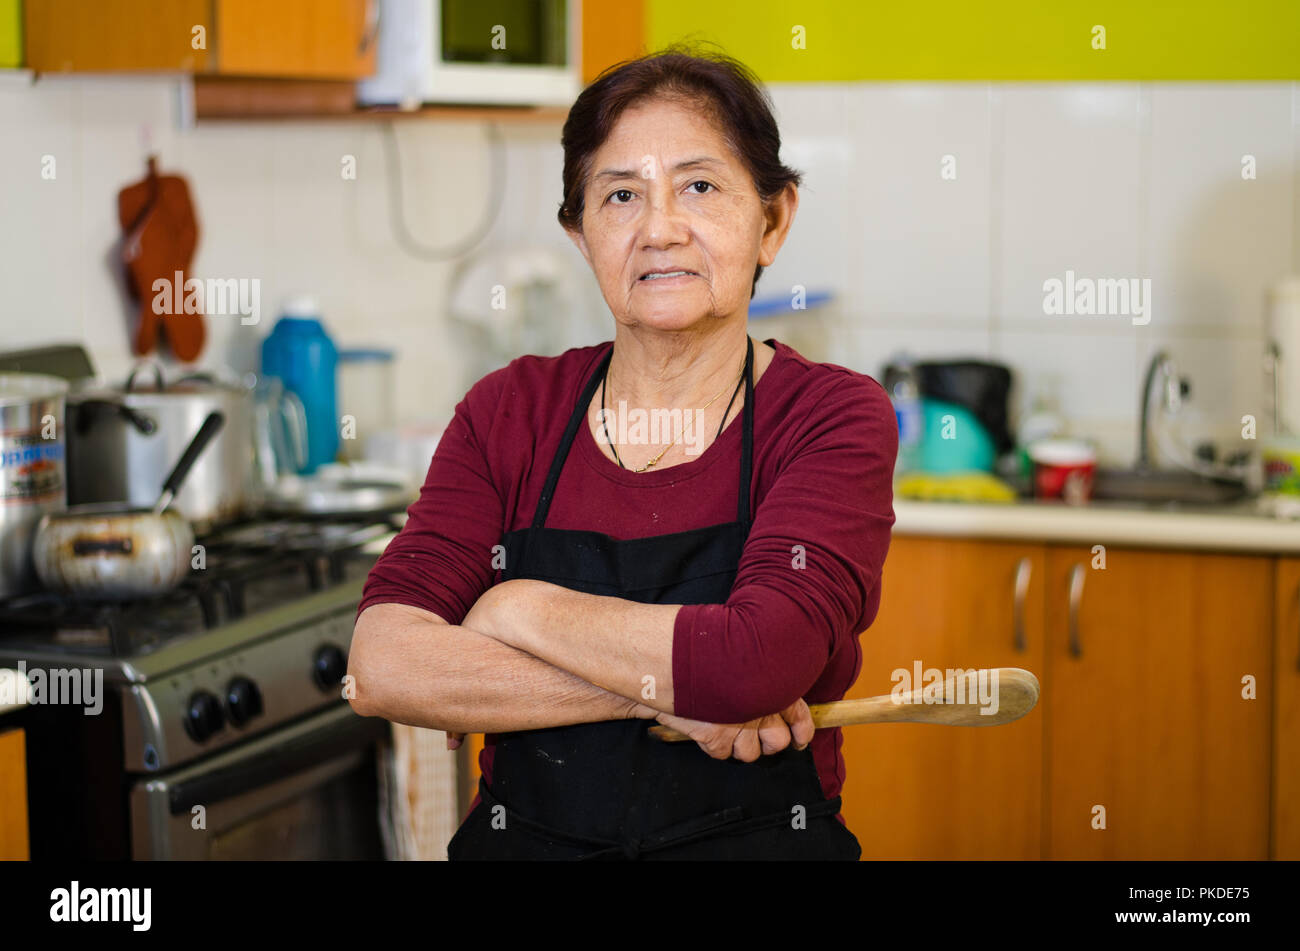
[2,75,1297,466]
[766,82,1300,465]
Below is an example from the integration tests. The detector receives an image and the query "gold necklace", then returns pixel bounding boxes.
[601,352,746,473]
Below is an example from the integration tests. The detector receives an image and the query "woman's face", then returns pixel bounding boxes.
[567,96,797,335]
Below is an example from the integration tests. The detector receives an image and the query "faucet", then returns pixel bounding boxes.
[1137,351,1189,471]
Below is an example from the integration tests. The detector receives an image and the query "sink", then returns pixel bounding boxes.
[1090,467,1250,505]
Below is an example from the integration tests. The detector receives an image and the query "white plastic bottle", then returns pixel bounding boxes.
[890,353,924,474]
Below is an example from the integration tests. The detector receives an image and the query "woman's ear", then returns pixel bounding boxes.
[757,183,799,268]
[564,222,592,266]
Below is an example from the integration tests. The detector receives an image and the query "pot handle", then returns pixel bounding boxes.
[156,411,226,513]
[72,537,134,556]
[174,371,217,385]
[125,359,166,392]
[280,389,309,471]
[74,399,158,436]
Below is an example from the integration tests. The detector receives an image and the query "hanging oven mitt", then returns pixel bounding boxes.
[117,155,206,362]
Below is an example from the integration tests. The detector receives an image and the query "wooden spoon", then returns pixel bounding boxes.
[647,667,1040,741]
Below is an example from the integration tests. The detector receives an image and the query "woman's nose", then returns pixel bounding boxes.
[638,190,689,246]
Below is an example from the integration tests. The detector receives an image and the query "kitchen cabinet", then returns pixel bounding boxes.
[1043,546,1271,859]
[1274,557,1300,859]
[582,0,644,84]
[838,537,1046,859]
[0,727,28,860]
[23,0,374,78]
[213,0,376,79]
[840,537,1273,860]
[24,0,212,72]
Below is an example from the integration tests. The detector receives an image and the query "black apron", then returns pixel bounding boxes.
[447,337,861,861]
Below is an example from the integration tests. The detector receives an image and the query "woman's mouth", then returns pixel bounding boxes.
[638,270,698,283]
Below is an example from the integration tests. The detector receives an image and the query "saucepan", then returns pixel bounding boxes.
[32,411,225,600]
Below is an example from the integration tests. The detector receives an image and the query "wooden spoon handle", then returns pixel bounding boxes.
[647,667,1040,742]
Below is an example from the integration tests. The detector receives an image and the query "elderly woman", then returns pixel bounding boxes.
[349,46,897,860]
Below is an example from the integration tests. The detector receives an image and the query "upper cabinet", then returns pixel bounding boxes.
[581,0,643,85]
[22,0,374,79]
[24,0,213,72]
[213,0,376,80]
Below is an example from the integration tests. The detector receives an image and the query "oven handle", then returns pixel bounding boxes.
[166,705,390,816]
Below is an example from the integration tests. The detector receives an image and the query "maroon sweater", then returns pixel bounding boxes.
[357,338,898,807]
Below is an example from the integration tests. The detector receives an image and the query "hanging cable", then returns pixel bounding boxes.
[381,119,507,261]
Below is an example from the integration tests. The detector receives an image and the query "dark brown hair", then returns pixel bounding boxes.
[558,42,802,299]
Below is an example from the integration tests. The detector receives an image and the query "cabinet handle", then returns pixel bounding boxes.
[1067,564,1085,658]
[1012,557,1031,652]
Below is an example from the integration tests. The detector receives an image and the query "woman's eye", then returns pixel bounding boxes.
[689,181,714,194]
[608,189,634,205]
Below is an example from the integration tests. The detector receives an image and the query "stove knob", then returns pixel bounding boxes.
[225,677,263,727]
[184,690,225,743]
[313,644,347,693]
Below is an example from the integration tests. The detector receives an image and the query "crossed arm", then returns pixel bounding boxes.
[347,581,814,760]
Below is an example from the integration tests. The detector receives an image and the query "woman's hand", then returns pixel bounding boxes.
[651,698,815,761]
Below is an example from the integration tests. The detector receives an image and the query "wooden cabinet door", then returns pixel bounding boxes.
[582,0,644,84]
[1274,557,1300,859]
[839,537,1047,859]
[0,727,28,861]
[24,0,212,72]
[214,0,376,79]
[1044,546,1271,859]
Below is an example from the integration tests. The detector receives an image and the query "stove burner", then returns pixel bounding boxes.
[0,514,397,657]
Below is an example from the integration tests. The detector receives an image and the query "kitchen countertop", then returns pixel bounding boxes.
[362,500,1299,557]
[893,497,1300,553]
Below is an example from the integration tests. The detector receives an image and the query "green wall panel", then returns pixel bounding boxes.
[646,0,1300,80]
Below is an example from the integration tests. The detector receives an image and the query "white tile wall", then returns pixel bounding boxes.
[1146,84,1295,336]
[846,83,993,324]
[2,75,1298,467]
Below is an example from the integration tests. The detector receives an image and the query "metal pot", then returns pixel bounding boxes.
[65,363,254,533]
[33,412,223,600]
[0,373,69,598]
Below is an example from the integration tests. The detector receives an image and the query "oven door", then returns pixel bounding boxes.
[130,703,390,860]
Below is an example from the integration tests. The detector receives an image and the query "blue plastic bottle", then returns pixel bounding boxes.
[261,297,339,473]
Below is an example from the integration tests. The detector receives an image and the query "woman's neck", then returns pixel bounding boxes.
[605,322,751,410]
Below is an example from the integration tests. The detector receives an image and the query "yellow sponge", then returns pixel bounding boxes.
[895,470,1018,503]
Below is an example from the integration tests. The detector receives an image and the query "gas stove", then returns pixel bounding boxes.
[0,517,395,655]
[0,514,398,859]
[0,514,395,769]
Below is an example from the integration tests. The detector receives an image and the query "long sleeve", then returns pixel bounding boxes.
[670,370,898,723]
[356,365,511,625]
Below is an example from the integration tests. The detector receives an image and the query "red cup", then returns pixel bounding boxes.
[1028,439,1097,503]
